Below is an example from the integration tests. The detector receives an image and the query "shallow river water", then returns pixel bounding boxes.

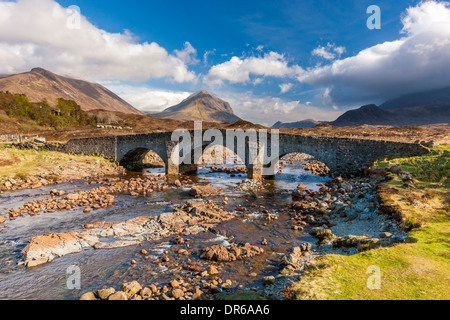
[0,160,330,300]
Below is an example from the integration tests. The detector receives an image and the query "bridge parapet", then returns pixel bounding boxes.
[64,132,429,178]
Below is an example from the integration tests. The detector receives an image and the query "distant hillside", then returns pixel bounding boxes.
[153,90,241,123]
[332,87,450,126]
[332,104,392,126]
[226,120,267,130]
[0,91,95,131]
[0,68,143,115]
[380,86,450,109]
[272,119,322,128]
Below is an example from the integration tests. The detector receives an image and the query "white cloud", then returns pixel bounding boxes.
[279,83,293,94]
[221,91,343,126]
[299,1,450,105]
[253,78,264,85]
[174,41,199,65]
[105,83,191,113]
[312,46,335,60]
[321,87,333,105]
[333,46,346,56]
[311,43,346,60]
[204,51,302,85]
[0,0,196,83]
[203,49,216,65]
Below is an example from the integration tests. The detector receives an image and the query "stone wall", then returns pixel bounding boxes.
[279,134,429,176]
[64,136,117,160]
[64,131,429,177]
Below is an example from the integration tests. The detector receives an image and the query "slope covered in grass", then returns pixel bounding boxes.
[289,147,450,300]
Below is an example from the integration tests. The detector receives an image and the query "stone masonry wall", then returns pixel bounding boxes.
[64,131,429,177]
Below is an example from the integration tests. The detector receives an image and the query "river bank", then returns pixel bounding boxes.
[0,145,125,193]
[0,147,447,300]
[285,146,450,300]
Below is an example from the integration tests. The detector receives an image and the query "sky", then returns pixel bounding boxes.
[0,0,449,126]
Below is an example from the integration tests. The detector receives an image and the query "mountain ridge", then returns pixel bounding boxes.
[331,86,450,126]
[153,90,241,123]
[272,86,450,128]
[272,119,323,128]
[0,68,143,115]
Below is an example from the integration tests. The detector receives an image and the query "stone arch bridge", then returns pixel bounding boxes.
[64,131,428,179]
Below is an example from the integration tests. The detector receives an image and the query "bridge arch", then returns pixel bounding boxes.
[276,152,330,177]
[119,147,166,170]
[64,131,429,179]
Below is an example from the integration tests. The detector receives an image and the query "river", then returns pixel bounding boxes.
[0,156,330,300]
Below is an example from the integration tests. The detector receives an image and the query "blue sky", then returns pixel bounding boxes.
[1,0,449,125]
[56,0,417,95]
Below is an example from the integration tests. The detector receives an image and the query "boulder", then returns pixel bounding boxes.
[120,281,142,296]
[67,193,79,201]
[169,280,180,289]
[341,182,353,192]
[207,265,219,275]
[79,292,97,300]
[171,288,185,299]
[173,180,182,187]
[199,243,264,262]
[140,287,152,298]
[192,288,204,300]
[263,276,276,285]
[96,288,116,300]
[108,291,128,300]
[310,227,335,243]
[379,232,393,239]
[188,185,221,197]
[333,235,382,251]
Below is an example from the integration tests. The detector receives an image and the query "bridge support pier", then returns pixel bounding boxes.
[166,141,180,176]
[165,141,199,176]
[247,164,263,180]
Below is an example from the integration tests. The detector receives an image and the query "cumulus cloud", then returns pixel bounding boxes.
[204,51,302,85]
[222,92,342,126]
[253,78,264,85]
[312,43,346,60]
[0,0,196,83]
[298,1,450,105]
[105,84,190,113]
[279,83,293,94]
[174,41,199,65]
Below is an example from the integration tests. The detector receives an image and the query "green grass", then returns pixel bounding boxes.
[290,147,450,300]
[378,146,450,188]
[0,146,113,179]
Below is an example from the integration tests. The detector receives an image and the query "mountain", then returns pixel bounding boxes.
[153,90,241,123]
[331,87,450,127]
[380,86,450,109]
[272,119,323,128]
[0,68,143,115]
[331,104,393,126]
